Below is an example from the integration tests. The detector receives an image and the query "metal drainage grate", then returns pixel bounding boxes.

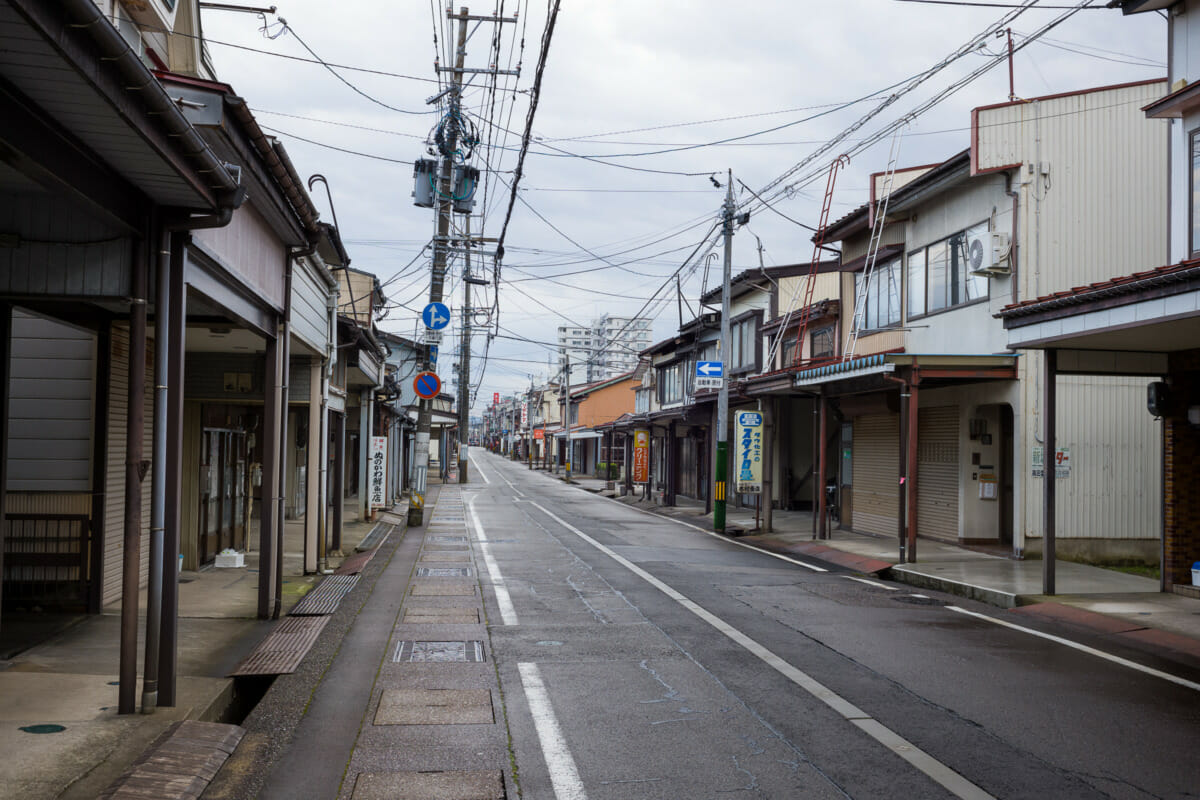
[416,567,473,577]
[289,574,360,616]
[229,616,329,676]
[393,640,485,663]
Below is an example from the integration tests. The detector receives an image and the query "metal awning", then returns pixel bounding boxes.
[553,429,602,440]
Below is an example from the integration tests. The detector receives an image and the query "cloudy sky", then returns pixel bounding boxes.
[200,1,1166,410]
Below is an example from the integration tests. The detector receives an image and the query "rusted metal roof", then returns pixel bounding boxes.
[998,259,1200,321]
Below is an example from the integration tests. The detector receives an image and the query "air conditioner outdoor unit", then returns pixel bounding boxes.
[967,231,1012,277]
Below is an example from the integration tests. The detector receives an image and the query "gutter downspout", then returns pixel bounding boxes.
[319,288,337,573]
[1005,169,1020,306]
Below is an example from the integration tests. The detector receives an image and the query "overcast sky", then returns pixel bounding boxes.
[200,1,1166,410]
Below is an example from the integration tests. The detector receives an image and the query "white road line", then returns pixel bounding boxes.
[596,492,828,572]
[946,605,1200,693]
[468,454,491,484]
[518,662,588,800]
[842,575,899,591]
[467,496,518,625]
[529,501,994,800]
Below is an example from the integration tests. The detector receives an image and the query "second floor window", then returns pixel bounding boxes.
[1192,129,1200,255]
[908,222,989,318]
[658,362,683,404]
[635,388,650,414]
[729,314,759,372]
[855,258,902,330]
[811,325,836,359]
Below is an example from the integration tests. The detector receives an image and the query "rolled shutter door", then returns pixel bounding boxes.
[851,413,898,536]
[917,405,959,540]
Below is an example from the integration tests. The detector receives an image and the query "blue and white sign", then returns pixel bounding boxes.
[736,411,764,494]
[422,302,451,330]
[695,360,724,390]
[428,344,439,368]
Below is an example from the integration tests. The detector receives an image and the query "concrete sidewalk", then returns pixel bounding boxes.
[0,500,392,800]
[537,469,1200,669]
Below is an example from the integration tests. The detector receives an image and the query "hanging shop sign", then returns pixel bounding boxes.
[633,429,650,484]
[736,411,764,494]
[369,435,388,509]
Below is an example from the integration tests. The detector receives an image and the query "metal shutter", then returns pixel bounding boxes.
[917,405,959,540]
[851,413,898,536]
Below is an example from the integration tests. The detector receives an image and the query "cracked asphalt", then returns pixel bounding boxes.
[471,451,1200,800]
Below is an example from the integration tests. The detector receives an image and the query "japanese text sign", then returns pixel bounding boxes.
[633,429,650,484]
[369,436,388,509]
[736,411,763,494]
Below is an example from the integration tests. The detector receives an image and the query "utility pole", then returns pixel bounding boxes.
[457,216,472,484]
[410,4,515,523]
[564,352,572,482]
[527,377,534,470]
[714,170,734,533]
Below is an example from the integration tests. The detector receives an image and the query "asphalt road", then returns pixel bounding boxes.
[469,451,1200,800]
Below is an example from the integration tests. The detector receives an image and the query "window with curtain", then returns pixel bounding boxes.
[907,221,989,317]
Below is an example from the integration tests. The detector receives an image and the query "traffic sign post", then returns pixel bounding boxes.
[414,371,442,400]
[695,360,724,391]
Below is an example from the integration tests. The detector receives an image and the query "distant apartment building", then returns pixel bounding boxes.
[557,314,652,383]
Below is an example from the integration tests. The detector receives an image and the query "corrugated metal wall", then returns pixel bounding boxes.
[7,310,95,491]
[917,405,959,540]
[192,203,286,309]
[851,413,899,536]
[101,324,154,607]
[1018,358,1161,545]
[975,81,1168,298]
[290,258,330,354]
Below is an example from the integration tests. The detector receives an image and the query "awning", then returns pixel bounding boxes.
[553,429,603,440]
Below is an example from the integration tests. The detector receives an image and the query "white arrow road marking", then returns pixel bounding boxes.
[529,500,995,800]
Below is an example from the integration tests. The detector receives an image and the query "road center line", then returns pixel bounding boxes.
[468,454,491,484]
[946,605,1200,693]
[528,500,994,800]
[467,496,518,625]
[518,662,588,800]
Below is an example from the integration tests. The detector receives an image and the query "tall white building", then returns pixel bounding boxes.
[557,314,651,384]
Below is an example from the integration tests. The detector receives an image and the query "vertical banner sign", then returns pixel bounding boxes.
[521,402,529,426]
[633,429,650,484]
[369,436,388,509]
[493,392,500,405]
[736,411,764,494]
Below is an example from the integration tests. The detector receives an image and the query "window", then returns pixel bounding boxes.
[729,313,759,372]
[811,325,835,359]
[907,222,989,317]
[854,258,902,330]
[658,361,684,404]
[1192,130,1200,255]
[781,333,799,367]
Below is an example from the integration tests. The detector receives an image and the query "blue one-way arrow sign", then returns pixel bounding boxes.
[422,302,451,330]
[696,361,724,378]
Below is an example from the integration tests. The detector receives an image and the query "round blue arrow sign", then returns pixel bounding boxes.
[422,302,451,330]
[414,371,442,399]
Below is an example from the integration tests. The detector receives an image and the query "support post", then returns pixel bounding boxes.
[0,304,11,632]
[119,235,148,715]
[258,329,281,620]
[906,376,920,562]
[331,411,345,554]
[1043,349,1057,595]
[142,227,170,713]
[714,171,734,533]
[898,386,910,564]
[159,231,186,706]
[763,399,774,533]
[305,358,321,573]
[458,217,472,484]
[817,388,828,540]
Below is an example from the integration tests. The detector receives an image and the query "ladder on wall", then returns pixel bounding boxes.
[787,154,849,366]
[844,127,906,362]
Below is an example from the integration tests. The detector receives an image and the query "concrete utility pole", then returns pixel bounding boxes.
[457,216,472,484]
[714,171,735,533]
[408,8,468,527]
[563,352,572,481]
[527,377,534,470]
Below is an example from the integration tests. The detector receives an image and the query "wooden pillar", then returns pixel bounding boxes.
[817,389,828,540]
[898,385,909,564]
[906,376,920,563]
[331,411,345,554]
[305,358,321,573]
[1043,349,1057,595]
[0,304,11,630]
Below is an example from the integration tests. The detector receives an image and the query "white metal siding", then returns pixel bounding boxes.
[852,413,899,536]
[917,405,959,540]
[290,259,330,355]
[975,81,1168,298]
[7,310,95,491]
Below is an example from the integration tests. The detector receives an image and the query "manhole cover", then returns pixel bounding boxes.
[416,567,473,577]
[393,640,485,662]
[892,594,945,606]
[20,724,66,734]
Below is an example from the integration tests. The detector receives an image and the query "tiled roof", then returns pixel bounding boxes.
[997,259,1200,319]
